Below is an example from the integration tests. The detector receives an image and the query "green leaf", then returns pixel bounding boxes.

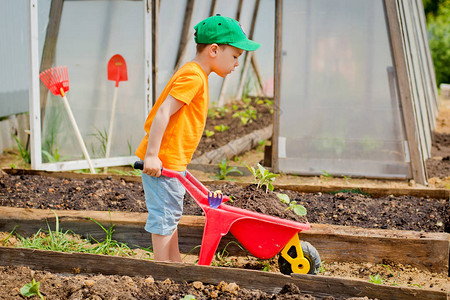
[20,279,41,297]
[276,193,290,204]
[293,205,307,216]
[257,163,266,175]
[181,295,197,300]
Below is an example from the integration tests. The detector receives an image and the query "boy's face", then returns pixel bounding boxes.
[211,45,244,78]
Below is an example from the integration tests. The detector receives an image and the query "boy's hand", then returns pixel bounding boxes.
[143,156,162,177]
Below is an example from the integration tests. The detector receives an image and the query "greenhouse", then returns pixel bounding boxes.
[0,0,439,184]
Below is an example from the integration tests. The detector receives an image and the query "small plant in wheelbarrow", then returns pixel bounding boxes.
[277,193,307,217]
[247,163,279,193]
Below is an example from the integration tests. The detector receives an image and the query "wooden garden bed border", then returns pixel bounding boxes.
[0,247,447,300]
[0,206,448,275]
[2,168,449,199]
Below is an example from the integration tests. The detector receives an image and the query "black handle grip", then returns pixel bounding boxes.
[134,161,144,170]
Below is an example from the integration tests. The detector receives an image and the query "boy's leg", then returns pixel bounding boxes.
[142,172,185,262]
[152,228,182,262]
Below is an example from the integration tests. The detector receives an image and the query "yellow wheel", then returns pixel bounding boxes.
[278,236,321,275]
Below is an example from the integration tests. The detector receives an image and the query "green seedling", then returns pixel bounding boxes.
[12,134,31,165]
[16,211,89,253]
[369,274,383,285]
[207,102,218,119]
[321,170,333,183]
[256,140,268,152]
[343,175,351,183]
[213,241,246,267]
[232,111,251,125]
[242,97,252,108]
[255,97,264,105]
[183,245,202,263]
[20,278,45,300]
[244,107,257,121]
[9,163,16,169]
[88,217,131,256]
[319,260,327,273]
[232,104,239,111]
[181,295,197,300]
[216,105,229,117]
[42,148,70,163]
[260,259,271,272]
[214,125,229,132]
[276,193,307,216]
[247,163,279,193]
[204,130,215,137]
[211,159,243,180]
[109,165,142,176]
[207,102,228,119]
[89,127,109,158]
[2,226,18,246]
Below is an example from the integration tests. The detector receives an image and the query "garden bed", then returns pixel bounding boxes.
[0,169,449,295]
[0,247,448,300]
[1,169,448,234]
[0,206,448,275]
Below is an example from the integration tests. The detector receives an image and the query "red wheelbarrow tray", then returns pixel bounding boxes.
[162,168,310,266]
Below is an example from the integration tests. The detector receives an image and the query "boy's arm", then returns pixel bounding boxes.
[143,95,184,177]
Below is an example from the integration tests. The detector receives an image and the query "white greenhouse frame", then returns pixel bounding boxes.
[27,0,152,172]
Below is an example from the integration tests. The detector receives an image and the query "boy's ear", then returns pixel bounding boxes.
[208,43,219,58]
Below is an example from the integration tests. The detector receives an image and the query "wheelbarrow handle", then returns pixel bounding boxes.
[132,161,185,178]
[133,161,229,205]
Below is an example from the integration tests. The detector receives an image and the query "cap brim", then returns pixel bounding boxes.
[229,39,261,51]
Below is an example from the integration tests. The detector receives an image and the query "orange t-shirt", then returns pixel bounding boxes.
[135,62,209,171]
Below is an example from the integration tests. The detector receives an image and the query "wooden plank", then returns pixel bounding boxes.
[303,223,450,275]
[384,0,427,184]
[217,0,244,106]
[151,0,159,105]
[236,0,261,100]
[39,0,64,126]
[0,247,446,300]
[251,54,264,93]
[272,0,282,173]
[2,168,449,198]
[0,206,448,274]
[190,125,272,164]
[173,0,195,71]
[208,0,217,16]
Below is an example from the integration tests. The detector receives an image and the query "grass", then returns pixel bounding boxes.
[11,211,150,259]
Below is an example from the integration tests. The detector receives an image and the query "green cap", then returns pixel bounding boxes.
[194,15,261,51]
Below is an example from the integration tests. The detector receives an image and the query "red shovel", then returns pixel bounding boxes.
[104,55,128,172]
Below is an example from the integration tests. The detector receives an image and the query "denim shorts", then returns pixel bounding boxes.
[141,172,186,236]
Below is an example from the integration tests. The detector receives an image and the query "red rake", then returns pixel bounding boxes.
[39,66,96,174]
[39,66,70,97]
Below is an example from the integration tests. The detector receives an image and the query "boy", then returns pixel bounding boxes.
[135,15,260,262]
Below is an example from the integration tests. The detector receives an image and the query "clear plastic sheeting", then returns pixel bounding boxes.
[157,0,269,105]
[0,0,50,117]
[41,1,145,162]
[279,0,410,178]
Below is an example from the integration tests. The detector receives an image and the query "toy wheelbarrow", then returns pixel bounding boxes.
[134,162,321,275]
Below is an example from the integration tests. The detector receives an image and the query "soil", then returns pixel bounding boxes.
[1,172,448,233]
[193,97,273,158]
[426,98,450,180]
[427,132,450,178]
[0,265,327,300]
